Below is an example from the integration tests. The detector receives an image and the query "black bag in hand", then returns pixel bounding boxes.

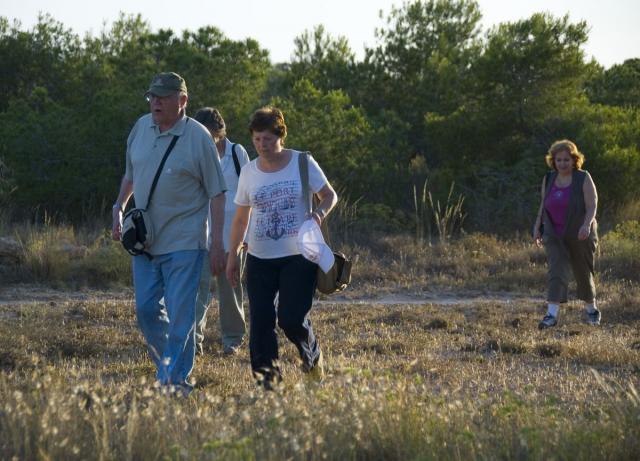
[121,208,153,256]
[315,251,353,294]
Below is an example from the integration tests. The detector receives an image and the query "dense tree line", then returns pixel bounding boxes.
[1,0,638,235]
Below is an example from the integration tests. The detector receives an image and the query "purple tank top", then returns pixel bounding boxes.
[544,183,571,235]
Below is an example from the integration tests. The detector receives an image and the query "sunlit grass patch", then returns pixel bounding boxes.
[1,362,638,460]
[3,221,130,287]
[562,329,640,368]
[17,222,79,284]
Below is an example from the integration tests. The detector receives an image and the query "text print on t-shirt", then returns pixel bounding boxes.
[253,180,301,241]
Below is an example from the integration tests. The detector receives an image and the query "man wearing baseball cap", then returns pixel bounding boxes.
[111,72,227,395]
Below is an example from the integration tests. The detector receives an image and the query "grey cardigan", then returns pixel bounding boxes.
[542,169,598,241]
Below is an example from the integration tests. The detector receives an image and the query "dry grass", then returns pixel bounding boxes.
[0,290,639,460]
[1,223,639,459]
[341,227,639,299]
[2,223,130,287]
[340,235,545,299]
[2,220,638,296]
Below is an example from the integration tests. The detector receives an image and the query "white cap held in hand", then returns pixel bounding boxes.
[296,219,335,273]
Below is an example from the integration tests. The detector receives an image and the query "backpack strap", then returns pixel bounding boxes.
[231,143,241,176]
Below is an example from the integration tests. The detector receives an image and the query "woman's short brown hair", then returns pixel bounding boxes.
[248,106,287,141]
[545,139,585,170]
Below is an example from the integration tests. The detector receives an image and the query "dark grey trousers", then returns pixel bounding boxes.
[544,234,597,303]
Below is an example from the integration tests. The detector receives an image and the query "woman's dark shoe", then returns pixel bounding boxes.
[538,314,558,329]
[586,309,601,326]
[254,367,281,391]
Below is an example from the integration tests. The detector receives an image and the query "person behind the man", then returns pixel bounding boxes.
[193,107,250,356]
[111,72,227,395]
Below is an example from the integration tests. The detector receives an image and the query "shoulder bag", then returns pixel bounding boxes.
[299,151,353,294]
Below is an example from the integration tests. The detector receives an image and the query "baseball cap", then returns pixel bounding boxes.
[297,219,335,273]
[144,72,188,98]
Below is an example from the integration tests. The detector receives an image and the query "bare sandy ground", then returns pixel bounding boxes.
[0,283,542,307]
[0,284,133,306]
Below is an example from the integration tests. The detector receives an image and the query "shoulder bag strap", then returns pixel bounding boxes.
[298,151,312,215]
[231,143,241,176]
[298,151,332,244]
[144,118,188,210]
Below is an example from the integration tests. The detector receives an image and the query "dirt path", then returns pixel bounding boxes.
[0,284,542,307]
[0,284,133,306]
[316,292,541,306]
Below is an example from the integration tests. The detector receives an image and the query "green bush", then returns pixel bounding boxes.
[354,203,407,235]
[600,220,640,281]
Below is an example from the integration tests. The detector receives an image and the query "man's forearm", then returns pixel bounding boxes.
[111,176,133,240]
[114,177,134,211]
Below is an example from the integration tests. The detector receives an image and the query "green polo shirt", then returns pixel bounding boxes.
[125,114,227,255]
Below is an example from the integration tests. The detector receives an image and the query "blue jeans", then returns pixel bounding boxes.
[245,254,320,382]
[132,250,204,388]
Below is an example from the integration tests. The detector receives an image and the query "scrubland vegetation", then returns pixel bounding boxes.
[1,1,639,232]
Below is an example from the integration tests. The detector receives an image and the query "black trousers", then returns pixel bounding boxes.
[245,253,320,381]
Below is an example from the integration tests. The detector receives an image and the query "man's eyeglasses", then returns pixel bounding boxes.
[145,92,179,102]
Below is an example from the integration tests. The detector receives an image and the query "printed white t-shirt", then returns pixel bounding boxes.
[234,150,328,259]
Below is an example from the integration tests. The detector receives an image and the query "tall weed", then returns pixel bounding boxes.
[326,188,362,246]
[414,179,466,245]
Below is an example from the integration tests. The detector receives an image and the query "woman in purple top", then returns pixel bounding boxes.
[533,140,600,329]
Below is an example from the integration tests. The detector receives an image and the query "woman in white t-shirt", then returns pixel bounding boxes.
[226,106,338,389]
